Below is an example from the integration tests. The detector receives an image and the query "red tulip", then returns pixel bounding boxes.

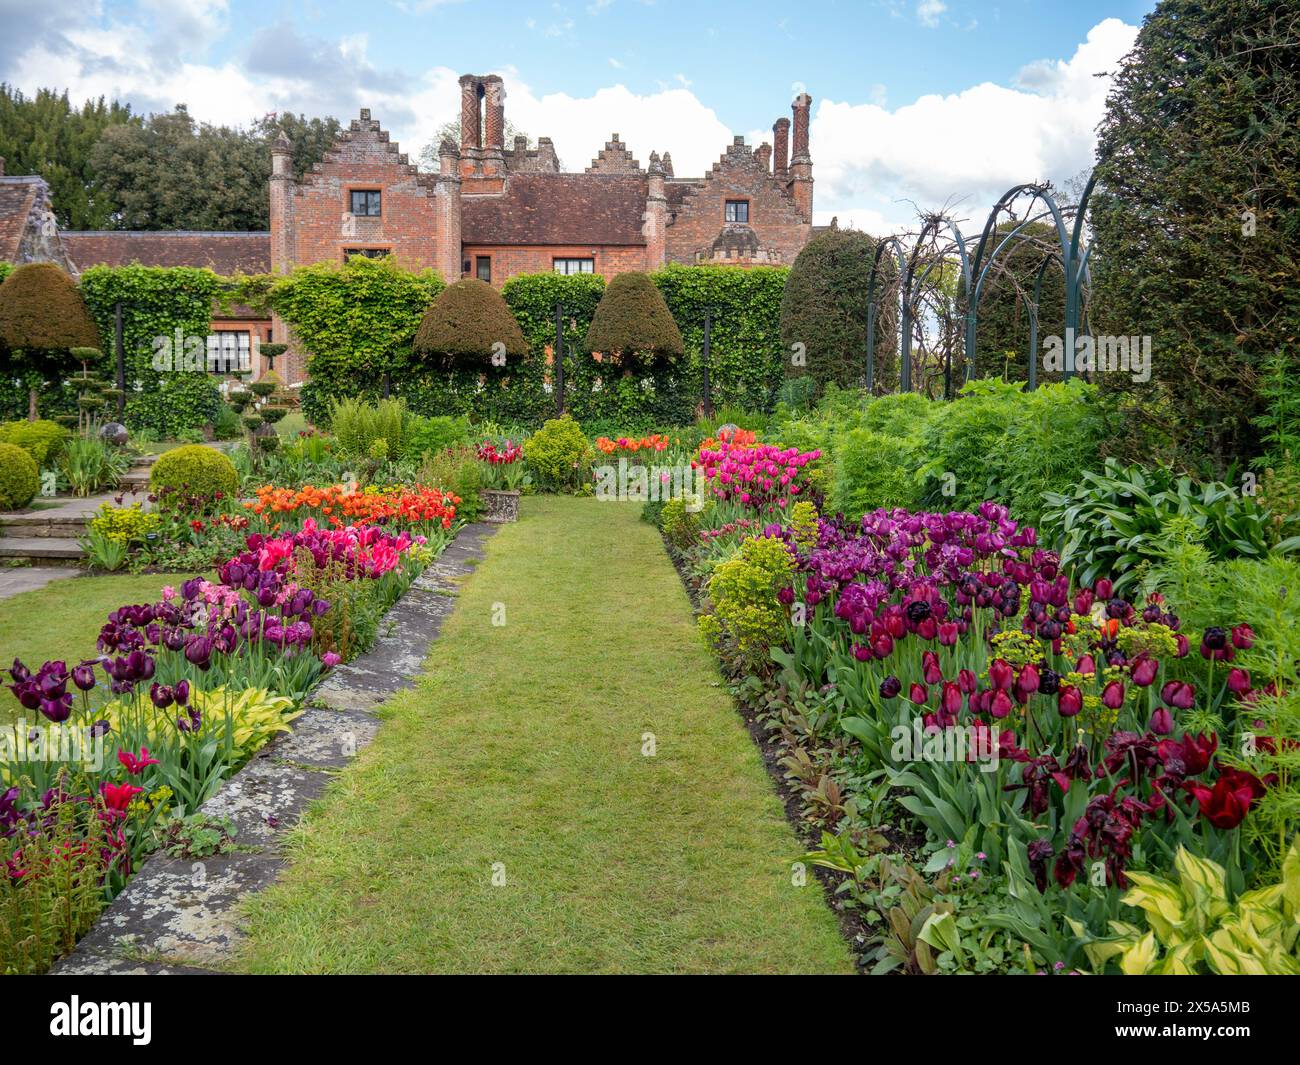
[1101,680,1125,709]
[1018,663,1041,694]
[941,681,963,716]
[990,689,1014,719]
[1226,668,1251,695]
[872,633,894,659]
[1057,685,1082,717]
[1187,768,1266,830]
[1076,654,1096,676]
[1149,706,1173,735]
[957,668,976,694]
[909,683,928,706]
[1160,680,1195,709]
[922,651,942,685]
[938,621,958,646]
[1131,657,1159,687]
[1231,624,1255,650]
[988,659,1013,691]
[1157,732,1217,777]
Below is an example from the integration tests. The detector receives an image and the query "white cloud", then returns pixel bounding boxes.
[916,0,947,29]
[811,17,1138,232]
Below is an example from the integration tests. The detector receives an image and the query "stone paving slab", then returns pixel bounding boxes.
[0,565,82,599]
[52,956,221,975]
[50,520,499,975]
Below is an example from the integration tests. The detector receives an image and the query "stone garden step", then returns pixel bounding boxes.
[0,512,89,538]
[0,536,85,565]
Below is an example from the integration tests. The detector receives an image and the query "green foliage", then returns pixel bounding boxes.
[0,441,38,510]
[1040,459,1283,592]
[658,497,699,551]
[413,278,527,366]
[86,106,340,230]
[829,428,922,519]
[77,265,223,437]
[0,419,69,466]
[80,528,129,572]
[1252,351,1300,470]
[780,227,898,394]
[259,256,444,421]
[522,415,591,492]
[584,271,684,369]
[974,220,1066,383]
[57,437,129,497]
[0,85,136,229]
[1091,0,1300,473]
[402,414,471,461]
[149,444,239,498]
[698,534,793,668]
[329,397,408,462]
[88,501,160,545]
[0,264,101,417]
[416,445,482,522]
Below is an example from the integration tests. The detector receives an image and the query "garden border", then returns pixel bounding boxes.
[49,522,498,975]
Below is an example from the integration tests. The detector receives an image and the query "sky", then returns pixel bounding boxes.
[0,0,1157,232]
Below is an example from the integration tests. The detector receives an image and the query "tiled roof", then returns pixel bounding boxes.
[0,177,40,262]
[462,173,648,246]
[61,231,272,275]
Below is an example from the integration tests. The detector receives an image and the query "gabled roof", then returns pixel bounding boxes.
[461,173,648,247]
[0,177,42,262]
[61,231,272,275]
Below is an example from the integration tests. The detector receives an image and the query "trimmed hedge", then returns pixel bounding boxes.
[0,441,39,510]
[149,444,239,498]
[0,419,69,466]
[0,263,101,353]
[414,279,527,366]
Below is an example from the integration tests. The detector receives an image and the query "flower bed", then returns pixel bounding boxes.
[677,495,1299,974]
[2,482,456,974]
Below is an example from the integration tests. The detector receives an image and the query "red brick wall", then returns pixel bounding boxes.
[461,244,649,285]
[666,142,809,265]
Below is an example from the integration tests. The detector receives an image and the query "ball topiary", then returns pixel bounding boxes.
[0,442,40,511]
[149,444,239,499]
[414,279,527,368]
[521,414,591,491]
[0,419,69,466]
[583,272,683,370]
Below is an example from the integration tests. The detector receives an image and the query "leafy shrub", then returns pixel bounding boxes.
[916,383,1019,511]
[329,397,408,462]
[81,528,129,571]
[149,444,239,499]
[212,403,243,440]
[584,272,684,370]
[1040,459,1282,592]
[0,419,69,466]
[829,428,922,519]
[413,278,527,367]
[88,501,160,544]
[659,497,699,551]
[402,414,471,461]
[0,441,39,509]
[698,534,794,668]
[523,415,591,491]
[416,445,481,522]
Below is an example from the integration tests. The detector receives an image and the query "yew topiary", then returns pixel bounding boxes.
[414,279,527,368]
[0,442,39,510]
[0,263,102,419]
[150,444,239,498]
[583,272,683,369]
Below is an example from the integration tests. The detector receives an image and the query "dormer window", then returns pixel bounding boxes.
[350,189,382,216]
[725,199,749,223]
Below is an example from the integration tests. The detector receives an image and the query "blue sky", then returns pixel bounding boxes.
[1,0,1157,230]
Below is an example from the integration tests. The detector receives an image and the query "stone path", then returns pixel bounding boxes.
[50,522,498,975]
[0,565,83,599]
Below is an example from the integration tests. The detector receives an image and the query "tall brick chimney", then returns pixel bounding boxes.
[435,139,462,284]
[789,93,814,224]
[459,74,482,153]
[269,130,294,275]
[772,117,789,179]
[483,75,505,151]
[791,93,812,162]
[755,142,772,174]
[644,152,669,270]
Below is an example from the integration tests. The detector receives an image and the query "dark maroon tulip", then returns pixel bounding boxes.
[990,688,1013,719]
[1157,732,1217,777]
[1095,578,1113,599]
[957,668,976,694]
[879,676,902,699]
[39,694,72,722]
[71,664,96,691]
[150,683,174,709]
[1231,624,1255,650]
[1076,654,1096,676]
[872,633,893,659]
[938,621,958,646]
[1175,633,1190,657]
[1149,706,1173,735]
[852,643,872,662]
[988,659,1013,691]
[174,679,190,706]
[941,681,963,716]
[909,683,928,706]
[1102,680,1125,710]
[1131,656,1159,687]
[1226,668,1251,695]
[1058,685,1082,717]
[1160,680,1195,709]
[922,651,942,685]
[1018,663,1041,694]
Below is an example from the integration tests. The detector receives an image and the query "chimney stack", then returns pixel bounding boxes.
[788,93,814,225]
[791,93,812,162]
[459,74,481,153]
[772,117,789,179]
[755,142,772,174]
[483,75,505,151]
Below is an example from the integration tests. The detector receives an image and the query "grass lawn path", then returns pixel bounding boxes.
[239,496,853,974]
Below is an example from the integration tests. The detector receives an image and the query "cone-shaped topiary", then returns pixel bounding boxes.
[583,272,683,370]
[414,279,527,368]
[0,263,102,420]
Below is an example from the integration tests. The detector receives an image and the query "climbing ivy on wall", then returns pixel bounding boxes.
[255,256,445,424]
[77,265,223,437]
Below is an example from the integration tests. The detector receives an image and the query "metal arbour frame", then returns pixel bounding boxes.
[863,174,1096,396]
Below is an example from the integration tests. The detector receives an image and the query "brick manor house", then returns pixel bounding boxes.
[0,74,814,384]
